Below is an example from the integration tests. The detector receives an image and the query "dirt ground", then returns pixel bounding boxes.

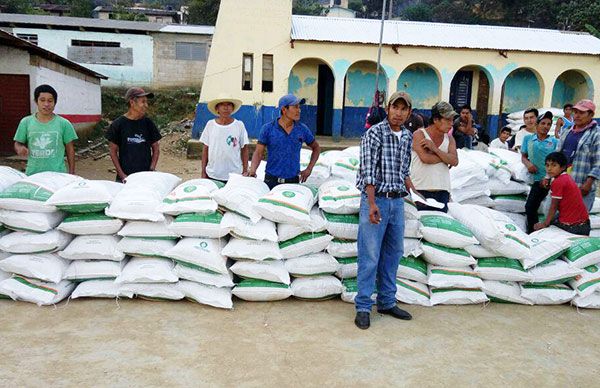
[1,140,600,386]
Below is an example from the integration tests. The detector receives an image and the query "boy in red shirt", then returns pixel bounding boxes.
[534,152,590,235]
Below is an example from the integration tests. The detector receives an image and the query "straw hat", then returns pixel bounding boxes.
[207,94,242,116]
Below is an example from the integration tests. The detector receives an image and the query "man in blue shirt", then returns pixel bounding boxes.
[355,91,416,330]
[248,94,320,189]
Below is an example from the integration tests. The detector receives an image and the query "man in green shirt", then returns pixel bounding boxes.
[13,84,78,175]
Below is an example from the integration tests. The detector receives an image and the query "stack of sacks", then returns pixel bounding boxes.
[327,147,361,183]
[300,149,330,187]
[253,182,341,301]
[450,149,490,204]
[412,210,486,306]
[488,148,531,223]
[505,108,563,136]
[0,172,82,305]
[589,198,600,238]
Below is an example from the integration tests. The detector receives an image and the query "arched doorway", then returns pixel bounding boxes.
[397,63,440,112]
[288,58,335,136]
[449,65,493,130]
[552,70,594,108]
[342,60,388,137]
[500,68,543,116]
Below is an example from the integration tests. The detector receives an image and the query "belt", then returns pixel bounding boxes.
[265,173,299,184]
[375,191,406,199]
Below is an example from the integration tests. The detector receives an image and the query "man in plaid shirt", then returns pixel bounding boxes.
[558,99,600,211]
[354,91,416,330]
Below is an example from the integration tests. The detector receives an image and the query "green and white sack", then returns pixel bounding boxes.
[230,260,290,284]
[335,256,358,279]
[482,280,533,304]
[64,260,125,281]
[168,212,228,238]
[590,214,600,229]
[572,292,600,309]
[404,238,423,258]
[327,238,357,258]
[178,280,233,309]
[57,212,123,235]
[71,279,133,299]
[222,238,282,261]
[318,180,360,215]
[279,232,333,259]
[520,283,575,305]
[211,174,270,223]
[427,266,484,289]
[397,256,428,284]
[59,235,125,261]
[404,196,419,220]
[157,179,222,216]
[174,263,234,288]
[0,276,74,306]
[488,179,530,196]
[395,278,430,306]
[491,194,527,213]
[232,279,292,301]
[421,241,476,267]
[164,238,228,275]
[277,207,327,241]
[119,283,185,300]
[522,232,571,269]
[117,237,176,259]
[430,287,488,305]
[0,230,72,254]
[221,212,278,242]
[526,260,583,285]
[418,211,477,248]
[569,265,600,298]
[465,244,499,259]
[46,180,123,213]
[0,209,64,233]
[0,172,81,213]
[405,220,423,238]
[285,252,339,277]
[331,155,360,182]
[291,275,343,300]
[118,219,180,240]
[564,237,600,269]
[341,278,359,303]
[115,257,178,284]
[0,253,69,283]
[323,212,358,240]
[474,257,532,282]
[0,166,26,192]
[254,184,317,225]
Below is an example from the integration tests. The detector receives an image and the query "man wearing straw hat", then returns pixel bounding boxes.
[200,95,249,183]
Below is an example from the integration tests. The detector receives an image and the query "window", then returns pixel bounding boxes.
[175,42,207,61]
[68,39,132,66]
[262,54,273,93]
[242,53,253,91]
[16,34,38,45]
[71,40,120,47]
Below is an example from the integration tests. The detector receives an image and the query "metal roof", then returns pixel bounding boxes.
[0,29,107,79]
[0,14,213,35]
[291,15,600,55]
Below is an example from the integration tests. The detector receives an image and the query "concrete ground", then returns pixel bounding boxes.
[0,298,599,386]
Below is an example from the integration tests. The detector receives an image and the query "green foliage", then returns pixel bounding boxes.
[401,3,432,21]
[187,0,220,25]
[292,0,324,16]
[68,0,94,18]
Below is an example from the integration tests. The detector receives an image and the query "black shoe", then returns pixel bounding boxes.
[378,306,412,320]
[354,312,370,329]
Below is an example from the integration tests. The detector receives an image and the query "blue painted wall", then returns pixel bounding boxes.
[342,107,369,138]
[502,69,541,113]
[397,65,440,109]
[551,71,593,108]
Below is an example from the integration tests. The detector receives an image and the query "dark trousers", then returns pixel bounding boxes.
[525,181,549,234]
[264,174,299,190]
[553,219,591,236]
[416,190,450,213]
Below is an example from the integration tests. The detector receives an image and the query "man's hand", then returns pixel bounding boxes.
[369,203,381,224]
[247,169,257,178]
[527,164,538,174]
[420,138,436,152]
[120,175,128,184]
[540,178,550,189]
[580,180,593,197]
[533,222,547,231]
[299,167,312,182]
[242,171,249,177]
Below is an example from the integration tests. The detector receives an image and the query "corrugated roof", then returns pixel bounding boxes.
[291,15,600,55]
[0,29,107,79]
[0,14,213,35]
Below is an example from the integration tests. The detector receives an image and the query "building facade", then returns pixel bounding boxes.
[195,0,600,140]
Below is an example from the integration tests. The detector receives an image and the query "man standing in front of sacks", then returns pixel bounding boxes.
[354,91,416,330]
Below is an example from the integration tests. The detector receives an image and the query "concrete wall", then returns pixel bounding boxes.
[0,46,30,75]
[288,58,322,132]
[501,68,542,113]
[12,27,154,87]
[152,32,211,89]
[551,70,594,108]
[397,63,440,109]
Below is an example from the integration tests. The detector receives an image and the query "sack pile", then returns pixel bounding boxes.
[505,107,563,136]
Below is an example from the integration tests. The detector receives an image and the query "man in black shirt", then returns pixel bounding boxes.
[452,104,476,149]
[404,111,425,133]
[106,87,162,182]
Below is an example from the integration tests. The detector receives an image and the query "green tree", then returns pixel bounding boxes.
[69,0,94,18]
[348,0,364,14]
[292,0,324,16]
[1,0,37,13]
[187,0,220,25]
[558,0,600,32]
[401,3,432,21]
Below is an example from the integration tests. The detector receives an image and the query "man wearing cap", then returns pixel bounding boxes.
[558,99,600,211]
[248,94,320,189]
[354,91,416,330]
[200,95,249,183]
[106,87,161,182]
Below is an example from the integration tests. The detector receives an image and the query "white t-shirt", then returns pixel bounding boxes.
[489,138,508,150]
[512,128,535,150]
[199,119,249,181]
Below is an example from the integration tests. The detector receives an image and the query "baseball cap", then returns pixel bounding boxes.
[388,91,412,108]
[573,99,596,113]
[125,87,154,101]
[278,94,306,110]
[432,101,457,119]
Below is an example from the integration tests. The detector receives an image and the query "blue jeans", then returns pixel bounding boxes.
[583,190,595,212]
[355,193,405,313]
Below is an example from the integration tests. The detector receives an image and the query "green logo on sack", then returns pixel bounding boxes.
[338,185,350,192]
[350,158,359,166]
[184,186,197,193]
[195,241,209,252]
[585,265,599,273]
[282,191,296,198]
[504,224,516,231]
